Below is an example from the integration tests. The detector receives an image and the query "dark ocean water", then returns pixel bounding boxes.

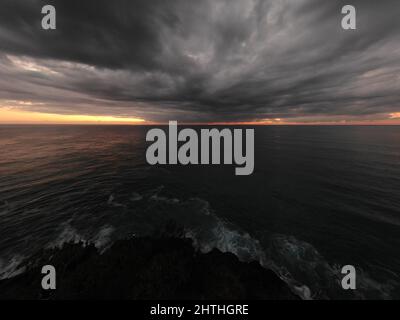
[0,125,399,299]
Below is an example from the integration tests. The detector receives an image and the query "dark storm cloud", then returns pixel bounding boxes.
[0,0,399,122]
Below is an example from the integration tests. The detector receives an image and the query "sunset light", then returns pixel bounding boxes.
[0,108,145,124]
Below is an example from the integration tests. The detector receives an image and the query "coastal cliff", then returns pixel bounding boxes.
[0,236,298,300]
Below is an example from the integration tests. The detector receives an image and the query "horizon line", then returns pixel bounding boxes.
[1,122,400,126]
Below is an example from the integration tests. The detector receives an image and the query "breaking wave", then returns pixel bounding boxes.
[135,189,313,299]
[0,223,116,280]
[47,223,115,251]
[2,187,398,299]
[140,189,399,299]
[0,255,26,280]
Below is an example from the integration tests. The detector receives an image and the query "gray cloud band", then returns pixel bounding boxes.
[0,0,399,122]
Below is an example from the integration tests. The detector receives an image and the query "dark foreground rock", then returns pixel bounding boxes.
[0,237,298,300]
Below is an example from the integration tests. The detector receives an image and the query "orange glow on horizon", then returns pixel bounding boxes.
[0,108,146,125]
[1,108,400,126]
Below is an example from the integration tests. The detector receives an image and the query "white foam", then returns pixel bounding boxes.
[149,194,180,204]
[0,255,26,280]
[267,234,400,300]
[182,210,312,300]
[47,224,86,249]
[47,223,115,250]
[93,225,115,250]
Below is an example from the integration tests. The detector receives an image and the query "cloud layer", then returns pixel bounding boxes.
[1,0,400,122]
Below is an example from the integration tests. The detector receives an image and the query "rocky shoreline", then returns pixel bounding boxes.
[0,236,298,300]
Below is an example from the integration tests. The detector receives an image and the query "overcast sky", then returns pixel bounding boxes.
[0,0,399,123]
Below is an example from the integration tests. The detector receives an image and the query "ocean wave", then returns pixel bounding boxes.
[179,204,312,299]
[2,188,398,299]
[0,255,26,280]
[47,223,115,251]
[0,200,9,216]
[266,234,400,299]
[144,192,399,299]
[125,186,179,204]
[129,191,311,299]
[0,223,115,280]
[92,225,115,250]
[348,266,399,299]
[130,192,143,202]
[47,224,85,248]
[107,194,127,208]
[150,194,180,204]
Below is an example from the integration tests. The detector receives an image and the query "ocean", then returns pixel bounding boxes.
[0,125,399,299]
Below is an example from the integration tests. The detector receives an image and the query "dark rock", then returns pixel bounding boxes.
[0,237,299,300]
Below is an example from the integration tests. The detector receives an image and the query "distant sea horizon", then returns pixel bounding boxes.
[1,123,400,127]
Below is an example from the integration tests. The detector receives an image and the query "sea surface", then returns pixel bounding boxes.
[0,125,400,299]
